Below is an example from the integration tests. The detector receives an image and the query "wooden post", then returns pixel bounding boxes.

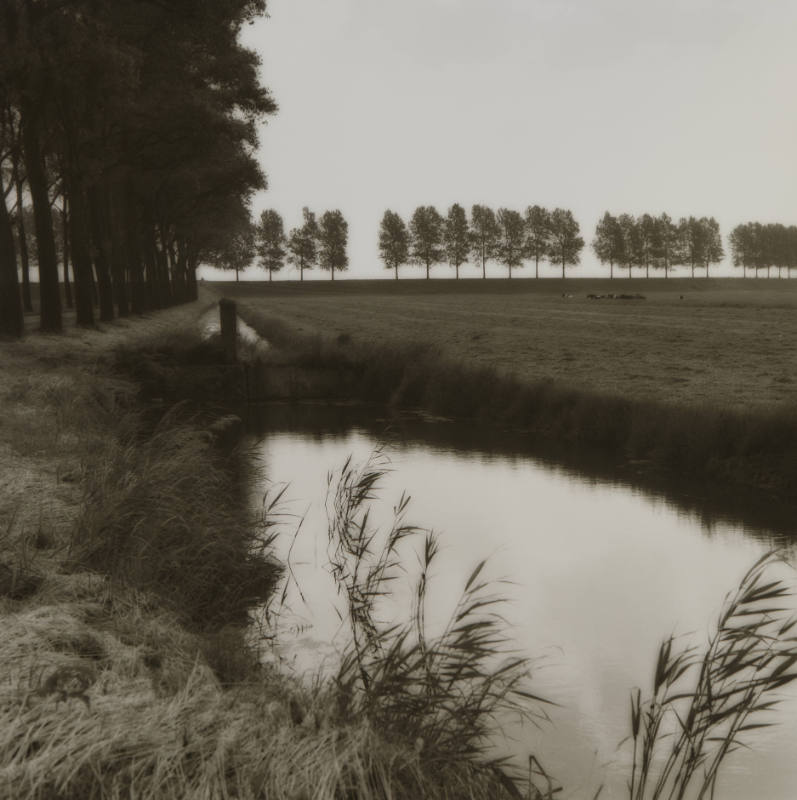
[218,298,237,363]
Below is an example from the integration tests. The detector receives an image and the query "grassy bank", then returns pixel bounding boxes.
[227,280,797,498]
[0,301,534,799]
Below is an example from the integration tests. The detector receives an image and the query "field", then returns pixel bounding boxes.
[218,278,797,413]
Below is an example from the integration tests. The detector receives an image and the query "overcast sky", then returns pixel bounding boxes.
[221,0,797,279]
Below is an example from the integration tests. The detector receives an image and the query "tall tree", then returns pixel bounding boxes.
[496,208,525,279]
[617,214,640,277]
[443,203,469,279]
[524,205,551,279]
[680,217,707,278]
[378,209,409,280]
[318,209,348,280]
[637,213,658,278]
[654,213,679,279]
[220,217,255,282]
[701,217,724,277]
[287,207,319,281]
[256,209,285,281]
[409,205,444,279]
[470,205,499,279]
[548,208,584,279]
[592,211,624,279]
[0,163,23,337]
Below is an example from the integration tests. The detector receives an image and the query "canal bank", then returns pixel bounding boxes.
[0,298,530,799]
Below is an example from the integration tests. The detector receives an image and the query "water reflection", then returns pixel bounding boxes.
[247,401,797,544]
[248,404,797,800]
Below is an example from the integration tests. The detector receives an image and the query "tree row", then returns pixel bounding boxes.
[593,213,724,278]
[223,207,349,281]
[729,223,797,278]
[1,0,274,337]
[378,205,584,279]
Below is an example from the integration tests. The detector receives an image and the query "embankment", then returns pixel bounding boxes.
[0,302,526,799]
[235,303,797,502]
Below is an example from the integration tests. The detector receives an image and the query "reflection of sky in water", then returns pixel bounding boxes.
[253,427,797,800]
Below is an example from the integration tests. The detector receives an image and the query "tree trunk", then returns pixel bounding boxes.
[67,183,95,327]
[88,186,115,321]
[107,182,128,316]
[12,165,32,312]
[268,267,272,282]
[455,263,459,279]
[331,265,335,281]
[61,203,74,309]
[394,265,398,280]
[0,172,23,337]
[236,267,239,281]
[426,262,430,279]
[562,259,565,279]
[610,261,613,279]
[21,102,61,332]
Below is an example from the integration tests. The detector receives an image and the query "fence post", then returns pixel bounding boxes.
[218,298,237,363]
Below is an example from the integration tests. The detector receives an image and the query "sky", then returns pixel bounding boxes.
[203,0,797,280]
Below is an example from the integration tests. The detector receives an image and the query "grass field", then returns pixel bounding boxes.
[218,278,797,413]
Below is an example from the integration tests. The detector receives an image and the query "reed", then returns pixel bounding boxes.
[323,450,556,799]
[627,551,797,800]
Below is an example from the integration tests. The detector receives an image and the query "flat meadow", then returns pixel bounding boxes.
[219,277,797,413]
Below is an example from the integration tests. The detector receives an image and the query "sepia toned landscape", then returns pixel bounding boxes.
[3,1,797,799]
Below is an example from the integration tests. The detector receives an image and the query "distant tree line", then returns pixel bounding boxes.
[729,222,797,278]
[593,213,724,279]
[226,208,349,281]
[0,1,275,338]
[378,205,585,279]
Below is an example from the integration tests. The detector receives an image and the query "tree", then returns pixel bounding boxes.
[0,164,23,338]
[701,217,724,277]
[655,213,680,278]
[287,207,319,281]
[637,213,658,278]
[443,203,469,279]
[592,211,624,279]
[680,217,707,278]
[0,0,275,329]
[220,217,256,282]
[409,205,444,279]
[548,208,584,278]
[730,223,764,278]
[524,205,551,279]
[470,205,499,279]
[617,214,640,277]
[256,210,285,281]
[496,208,525,279]
[318,209,348,280]
[378,210,409,280]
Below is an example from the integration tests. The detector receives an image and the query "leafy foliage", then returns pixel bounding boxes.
[378,209,410,278]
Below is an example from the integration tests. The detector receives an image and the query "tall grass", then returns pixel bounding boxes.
[323,451,556,799]
[627,551,797,800]
[72,405,280,630]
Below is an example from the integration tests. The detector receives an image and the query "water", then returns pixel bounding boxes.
[248,405,797,800]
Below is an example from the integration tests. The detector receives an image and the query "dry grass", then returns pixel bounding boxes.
[220,278,797,413]
[0,295,532,799]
